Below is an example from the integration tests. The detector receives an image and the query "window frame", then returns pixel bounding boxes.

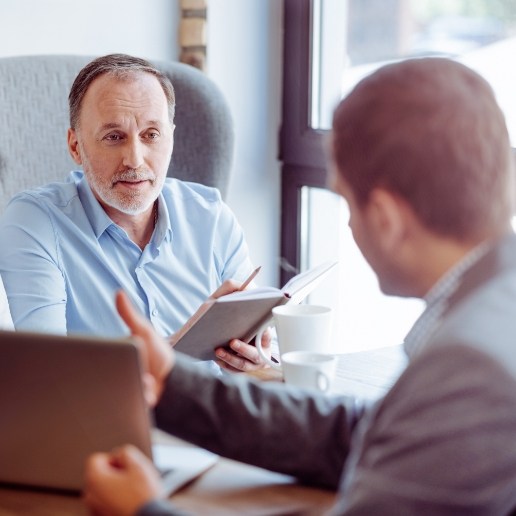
[280,0,328,285]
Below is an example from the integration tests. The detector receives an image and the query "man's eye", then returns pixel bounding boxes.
[146,131,160,140]
[104,134,123,141]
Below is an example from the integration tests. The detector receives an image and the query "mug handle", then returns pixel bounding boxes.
[316,371,330,392]
[255,321,281,370]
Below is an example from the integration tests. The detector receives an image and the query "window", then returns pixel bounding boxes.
[281,0,516,352]
[311,0,516,135]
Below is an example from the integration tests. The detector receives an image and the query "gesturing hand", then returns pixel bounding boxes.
[84,444,163,516]
[116,290,174,406]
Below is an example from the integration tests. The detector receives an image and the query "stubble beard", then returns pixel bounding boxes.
[83,160,165,216]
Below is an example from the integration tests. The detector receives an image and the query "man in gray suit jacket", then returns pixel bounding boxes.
[83,58,516,515]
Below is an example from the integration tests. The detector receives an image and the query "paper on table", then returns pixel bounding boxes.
[153,443,219,495]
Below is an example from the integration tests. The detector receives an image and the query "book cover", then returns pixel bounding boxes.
[173,260,337,360]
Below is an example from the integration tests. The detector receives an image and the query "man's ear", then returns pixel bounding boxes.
[67,128,82,165]
[367,189,408,252]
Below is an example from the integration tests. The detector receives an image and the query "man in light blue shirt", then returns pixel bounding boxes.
[0,54,269,371]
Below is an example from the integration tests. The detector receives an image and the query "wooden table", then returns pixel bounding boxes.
[0,448,337,516]
[0,345,405,515]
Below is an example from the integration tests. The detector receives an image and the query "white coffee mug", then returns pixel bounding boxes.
[281,351,337,392]
[255,304,333,370]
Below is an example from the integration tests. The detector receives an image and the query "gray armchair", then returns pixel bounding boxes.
[0,54,234,213]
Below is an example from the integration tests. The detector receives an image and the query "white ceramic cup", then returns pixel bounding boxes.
[255,304,333,370]
[281,351,337,392]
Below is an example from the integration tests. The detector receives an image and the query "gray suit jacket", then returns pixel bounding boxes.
[146,234,516,515]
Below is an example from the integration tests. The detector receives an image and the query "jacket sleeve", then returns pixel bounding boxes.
[337,343,516,515]
[154,354,367,489]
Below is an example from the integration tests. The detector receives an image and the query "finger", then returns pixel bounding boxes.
[215,342,267,371]
[209,280,241,300]
[115,445,163,489]
[115,291,153,380]
[215,347,252,371]
[83,453,113,508]
[120,443,145,461]
[116,291,156,342]
[109,445,133,468]
[142,373,159,407]
[116,290,174,380]
[230,340,265,364]
[114,444,155,470]
[84,452,111,481]
[259,329,272,349]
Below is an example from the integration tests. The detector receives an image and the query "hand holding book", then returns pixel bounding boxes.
[172,261,338,360]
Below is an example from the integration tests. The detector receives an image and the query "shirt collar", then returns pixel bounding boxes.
[76,171,172,244]
[76,172,113,239]
[403,240,492,360]
[152,194,173,246]
[424,241,491,306]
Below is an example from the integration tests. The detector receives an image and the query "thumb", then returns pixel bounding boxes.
[110,444,141,469]
[115,289,174,384]
[142,373,159,407]
[116,290,155,342]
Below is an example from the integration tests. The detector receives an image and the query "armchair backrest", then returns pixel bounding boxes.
[0,55,234,213]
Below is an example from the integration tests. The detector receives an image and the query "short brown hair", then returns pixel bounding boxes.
[68,53,175,129]
[332,58,514,240]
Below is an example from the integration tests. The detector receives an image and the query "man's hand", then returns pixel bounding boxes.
[207,279,242,300]
[168,280,242,348]
[116,290,174,406]
[170,278,274,373]
[83,445,163,516]
[200,279,274,372]
[215,332,273,372]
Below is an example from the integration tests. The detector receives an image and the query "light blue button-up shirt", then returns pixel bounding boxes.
[0,171,253,339]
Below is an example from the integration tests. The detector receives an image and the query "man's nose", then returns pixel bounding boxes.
[122,138,145,170]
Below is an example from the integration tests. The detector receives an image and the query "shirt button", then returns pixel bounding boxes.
[152,309,159,317]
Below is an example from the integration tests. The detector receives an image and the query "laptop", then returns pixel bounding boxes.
[0,329,217,494]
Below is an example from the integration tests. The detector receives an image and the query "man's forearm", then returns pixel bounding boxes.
[154,354,363,489]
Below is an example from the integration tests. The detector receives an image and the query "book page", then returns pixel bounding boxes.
[281,260,338,304]
[216,286,282,301]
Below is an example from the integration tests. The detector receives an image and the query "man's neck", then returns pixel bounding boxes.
[105,202,157,250]
[411,235,494,298]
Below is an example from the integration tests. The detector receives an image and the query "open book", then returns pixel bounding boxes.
[173,260,338,359]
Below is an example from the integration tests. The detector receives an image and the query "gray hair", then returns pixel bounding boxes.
[68,53,175,129]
